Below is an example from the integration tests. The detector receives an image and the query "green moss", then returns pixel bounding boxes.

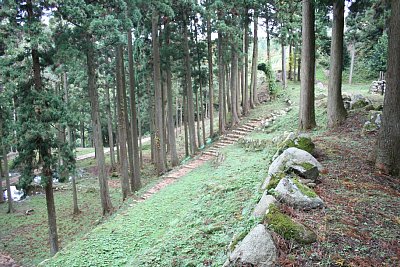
[267,172,285,190]
[265,204,316,244]
[293,178,317,198]
[299,162,314,171]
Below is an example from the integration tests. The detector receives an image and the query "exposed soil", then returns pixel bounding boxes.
[0,253,20,267]
[276,110,400,266]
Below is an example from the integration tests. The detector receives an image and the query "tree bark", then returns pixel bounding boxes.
[127,31,141,190]
[218,23,226,135]
[182,11,197,155]
[116,44,131,200]
[164,21,179,167]
[243,10,250,115]
[1,144,13,213]
[288,43,292,80]
[327,0,347,128]
[375,0,400,175]
[293,46,297,81]
[104,62,116,170]
[152,11,167,173]
[230,49,240,127]
[137,97,143,168]
[63,72,79,215]
[299,0,316,130]
[207,14,214,138]
[86,41,113,215]
[349,43,355,84]
[281,43,287,88]
[251,12,259,107]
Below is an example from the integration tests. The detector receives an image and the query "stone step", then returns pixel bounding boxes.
[233,126,253,134]
[203,151,218,156]
[219,140,234,145]
[222,136,239,142]
[213,143,226,148]
[226,133,243,139]
[241,125,255,131]
[233,129,252,134]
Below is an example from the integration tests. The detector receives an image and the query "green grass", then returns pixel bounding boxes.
[75,147,96,157]
[44,145,272,266]
[0,178,122,266]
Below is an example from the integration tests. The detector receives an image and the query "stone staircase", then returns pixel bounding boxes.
[201,118,263,158]
[140,107,292,201]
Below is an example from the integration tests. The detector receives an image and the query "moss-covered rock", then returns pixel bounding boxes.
[292,178,317,198]
[265,204,317,244]
[266,172,285,190]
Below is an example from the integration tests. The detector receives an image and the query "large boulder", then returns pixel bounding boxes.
[274,177,324,210]
[224,224,277,267]
[349,94,372,110]
[252,192,277,217]
[273,132,315,160]
[262,147,323,189]
[265,204,317,244]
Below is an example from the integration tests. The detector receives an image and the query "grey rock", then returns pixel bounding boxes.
[225,224,277,267]
[350,94,372,110]
[275,178,324,210]
[262,147,323,189]
[252,192,277,217]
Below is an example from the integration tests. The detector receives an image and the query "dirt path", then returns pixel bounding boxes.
[135,110,287,202]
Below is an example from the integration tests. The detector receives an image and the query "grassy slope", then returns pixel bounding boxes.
[46,146,271,266]
[2,77,389,266]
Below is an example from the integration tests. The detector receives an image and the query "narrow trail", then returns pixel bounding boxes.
[137,112,283,202]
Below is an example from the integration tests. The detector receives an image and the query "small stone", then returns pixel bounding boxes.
[224,224,277,267]
[253,192,277,217]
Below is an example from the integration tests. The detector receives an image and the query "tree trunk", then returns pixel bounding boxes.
[375,0,400,175]
[243,11,250,115]
[112,86,120,166]
[327,0,347,128]
[127,31,141,190]
[116,44,131,200]
[104,70,116,170]
[293,46,297,81]
[195,89,201,147]
[226,65,231,112]
[299,0,316,130]
[164,21,179,167]
[152,11,167,173]
[349,43,355,84]
[281,43,287,89]
[288,43,292,80]
[218,26,226,135]
[251,12,259,107]
[297,57,301,82]
[207,15,214,138]
[86,41,113,215]
[137,97,143,168]
[182,11,197,155]
[266,10,271,61]
[63,72,79,215]
[183,91,189,157]
[80,117,85,148]
[230,49,240,127]
[1,146,13,213]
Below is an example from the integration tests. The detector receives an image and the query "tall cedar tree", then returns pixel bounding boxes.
[327,0,347,127]
[299,0,316,130]
[375,0,400,175]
